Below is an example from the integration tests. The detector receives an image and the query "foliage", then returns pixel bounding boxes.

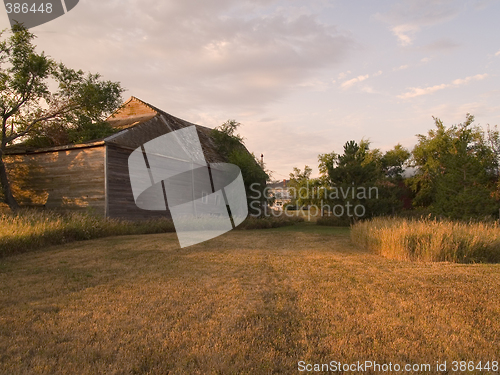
[210,119,244,156]
[211,120,269,215]
[318,151,336,183]
[0,24,124,210]
[235,214,304,229]
[288,141,412,223]
[407,114,499,219]
[287,165,316,206]
[322,140,410,220]
[328,139,380,186]
[289,165,312,182]
[351,216,500,263]
[381,144,411,180]
[228,149,267,189]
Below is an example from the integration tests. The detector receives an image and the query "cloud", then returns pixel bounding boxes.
[337,71,351,80]
[296,78,330,91]
[361,86,376,94]
[375,0,461,46]
[495,50,500,57]
[421,38,460,52]
[341,74,369,89]
[398,74,488,99]
[399,83,449,98]
[394,64,409,71]
[32,0,355,112]
[391,24,419,46]
[451,74,488,85]
[474,0,496,10]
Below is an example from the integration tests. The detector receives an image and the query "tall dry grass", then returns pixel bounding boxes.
[0,210,303,257]
[0,210,176,257]
[351,217,500,263]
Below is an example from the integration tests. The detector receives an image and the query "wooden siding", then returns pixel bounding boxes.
[4,146,106,214]
[106,144,172,220]
[106,96,158,129]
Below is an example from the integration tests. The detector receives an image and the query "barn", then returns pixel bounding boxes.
[3,97,234,220]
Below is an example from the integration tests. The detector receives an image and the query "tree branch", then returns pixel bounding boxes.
[4,103,79,144]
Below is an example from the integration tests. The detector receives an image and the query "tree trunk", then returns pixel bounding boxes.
[0,150,20,212]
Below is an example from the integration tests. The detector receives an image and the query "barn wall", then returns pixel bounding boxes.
[4,146,106,214]
[106,144,172,220]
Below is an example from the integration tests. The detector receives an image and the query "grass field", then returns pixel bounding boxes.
[351,217,500,263]
[1,223,499,374]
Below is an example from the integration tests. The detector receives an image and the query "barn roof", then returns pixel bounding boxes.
[105,96,159,129]
[104,97,225,163]
[5,96,229,163]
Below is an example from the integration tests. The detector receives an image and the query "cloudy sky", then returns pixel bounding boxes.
[2,0,500,179]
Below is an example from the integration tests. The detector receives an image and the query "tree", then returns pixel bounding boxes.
[210,119,243,156]
[318,140,410,220]
[329,140,380,186]
[289,165,312,182]
[287,165,315,207]
[318,152,336,184]
[381,144,410,180]
[408,114,499,219]
[211,120,269,214]
[0,24,124,211]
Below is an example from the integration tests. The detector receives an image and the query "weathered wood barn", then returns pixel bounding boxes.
[4,97,231,220]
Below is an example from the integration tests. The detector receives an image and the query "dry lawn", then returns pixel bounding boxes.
[0,223,499,374]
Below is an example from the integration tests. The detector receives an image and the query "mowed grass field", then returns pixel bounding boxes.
[1,223,500,374]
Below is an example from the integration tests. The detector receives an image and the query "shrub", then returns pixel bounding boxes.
[236,215,304,230]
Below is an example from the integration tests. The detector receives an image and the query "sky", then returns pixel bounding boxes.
[1,0,500,180]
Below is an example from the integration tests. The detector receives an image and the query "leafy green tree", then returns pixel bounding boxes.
[319,140,410,220]
[381,144,410,180]
[211,120,269,215]
[210,119,243,156]
[287,165,314,207]
[408,114,499,219]
[0,25,124,211]
[318,151,336,184]
[487,125,500,200]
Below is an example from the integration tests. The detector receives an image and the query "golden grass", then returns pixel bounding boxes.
[0,224,499,374]
[351,217,500,263]
[0,210,176,257]
[0,210,302,257]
